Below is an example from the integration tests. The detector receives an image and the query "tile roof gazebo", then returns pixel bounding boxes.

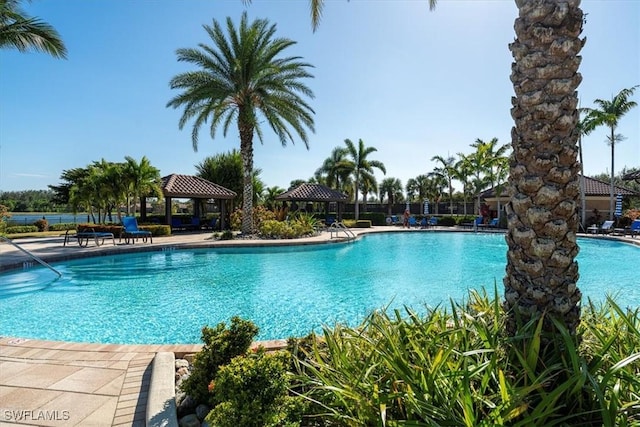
[161,174,237,230]
[479,175,638,225]
[275,183,348,220]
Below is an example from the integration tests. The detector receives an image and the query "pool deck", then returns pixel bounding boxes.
[1,226,638,426]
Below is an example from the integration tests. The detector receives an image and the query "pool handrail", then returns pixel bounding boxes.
[0,236,62,277]
[329,221,356,240]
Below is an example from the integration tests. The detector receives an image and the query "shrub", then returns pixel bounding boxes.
[354,220,371,228]
[436,216,456,227]
[48,223,77,231]
[6,225,38,234]
[33,218,49,232]
[206,349,307,427]
[258,216,316,239]
[180,317,259,407]
[219,229,234,240]
[230,205,276,231]
[293,291,640,426]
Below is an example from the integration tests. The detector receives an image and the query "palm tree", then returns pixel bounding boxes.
[301,0,585,343]
[431,155,456,215]
[122,156,162,221]
[358,173,378,213]
[379,177,403,216]
[452,154,473,216]
[166,12,315,235]
[315,146,350,190]
[505,0,584,336]
[342,138,386,220]
[581,86,638,220]
[263,186,285,210]
[0,0,67,58]
[575,112,598,227]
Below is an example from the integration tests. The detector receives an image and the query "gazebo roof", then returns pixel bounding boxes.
[275,183,348,202]
[480,175,638,198]
[161,174,236,199]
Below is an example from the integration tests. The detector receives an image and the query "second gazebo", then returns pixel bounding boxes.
[275,183,348,221]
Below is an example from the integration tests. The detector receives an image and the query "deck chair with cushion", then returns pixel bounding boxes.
[408,216,418,228]
[122,216,153,244]
[626,219,640,238]
[599,220,615,234]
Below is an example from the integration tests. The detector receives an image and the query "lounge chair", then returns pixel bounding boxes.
[625,219,640,238]
[599,220,615,234]
[63,228,115,247]
[420,218,428,228]
[408,216,418,228]
[122,216,153,244]
[429,217,438,227]
[188,217,201,231]
[171,217,185,231]
[203,217,218,230]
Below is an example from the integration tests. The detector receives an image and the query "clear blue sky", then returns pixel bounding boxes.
[1,0,638,194]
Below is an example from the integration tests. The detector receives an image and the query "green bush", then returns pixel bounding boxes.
[436,216,456,226]
[180,317,259,407]
[206,349,307,427]
[219,229,234,240]
[258,217,316,239]
[293,291,640,426]
[5,225,38,234]
[230,205,276,231]
[339,212,386,226]
[49,223,77,231]
[33,219,49,232]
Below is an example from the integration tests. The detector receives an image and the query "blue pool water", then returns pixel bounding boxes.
[0,233,638,344]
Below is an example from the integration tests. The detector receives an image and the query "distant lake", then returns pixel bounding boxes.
[6,213,89,225]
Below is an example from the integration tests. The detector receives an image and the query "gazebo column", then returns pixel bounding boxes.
[165,196,173,225]
[220,200,227,230]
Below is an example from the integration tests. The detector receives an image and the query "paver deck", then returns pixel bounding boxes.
[1,226,637,426]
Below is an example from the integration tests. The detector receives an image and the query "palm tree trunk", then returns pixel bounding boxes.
[578,136,586,228]
[505,0,584,337]
[609,128,615,220]
[240,124,255,235]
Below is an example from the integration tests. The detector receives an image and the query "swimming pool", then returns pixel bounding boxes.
[0,233,637,344]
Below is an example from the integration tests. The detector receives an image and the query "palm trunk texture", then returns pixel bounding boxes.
[240,125,255,235]
[504,0,585,336]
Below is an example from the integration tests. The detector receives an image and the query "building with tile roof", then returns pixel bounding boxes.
[159,174,236,230]
[479,175,638,226]
[276,183,348,221]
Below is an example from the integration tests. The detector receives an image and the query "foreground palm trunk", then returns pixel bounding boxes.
[504,0,584,336]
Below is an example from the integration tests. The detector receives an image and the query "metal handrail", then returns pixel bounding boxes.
[329,222,356,240]
[0,236,62,277]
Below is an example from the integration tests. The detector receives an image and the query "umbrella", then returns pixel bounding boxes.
[424,200,430,215]
[614,194,623,217]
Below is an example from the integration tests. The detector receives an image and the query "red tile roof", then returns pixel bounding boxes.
[480,175,638,198]
[161,174,236,199]
[275,183,348,202]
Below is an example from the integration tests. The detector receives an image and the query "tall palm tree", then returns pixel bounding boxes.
[431,155,456,215]
[575,112,598,227]
[505,0,584,336]
[582,86,638,220]
[452,154,473,216]
[0,0,67,58]
[342,138,386,220]
[166,12,315,235]
[358,173,378,213]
